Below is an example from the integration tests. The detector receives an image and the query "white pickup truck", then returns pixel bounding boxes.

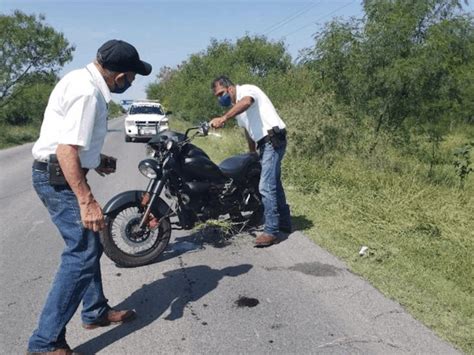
[124,100,169,142]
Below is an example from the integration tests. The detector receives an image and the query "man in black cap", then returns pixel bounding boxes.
[28,39,151,355]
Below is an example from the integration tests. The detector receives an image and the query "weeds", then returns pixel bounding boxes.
[0,123,39,149]
[453,142,474,190]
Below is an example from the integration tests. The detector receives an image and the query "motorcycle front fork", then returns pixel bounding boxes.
[138,176,166,229]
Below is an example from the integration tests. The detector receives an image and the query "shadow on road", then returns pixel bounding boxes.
[150,227,256,264]
[74,264,252,354]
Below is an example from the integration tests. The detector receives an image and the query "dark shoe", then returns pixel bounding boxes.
[279,225,292,233]
[82,309,136,330]
[255,233,280,247]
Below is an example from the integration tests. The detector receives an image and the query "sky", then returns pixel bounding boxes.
[2,0,472,101]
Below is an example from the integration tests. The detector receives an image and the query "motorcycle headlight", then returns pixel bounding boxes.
[138,159,161,179]
[166,140,174,150]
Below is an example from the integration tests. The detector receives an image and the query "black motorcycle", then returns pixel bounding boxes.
[101,122,263,267]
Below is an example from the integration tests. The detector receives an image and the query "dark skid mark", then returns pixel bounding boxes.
[235,296,259,308]
[289,262,339,277]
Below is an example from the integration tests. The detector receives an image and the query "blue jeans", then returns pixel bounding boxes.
[28,168,109,352]
[258,140,291,235]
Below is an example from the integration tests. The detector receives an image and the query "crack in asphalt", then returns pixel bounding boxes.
[317,335,401,350]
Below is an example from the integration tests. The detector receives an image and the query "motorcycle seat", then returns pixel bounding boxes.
[218,153,259,180]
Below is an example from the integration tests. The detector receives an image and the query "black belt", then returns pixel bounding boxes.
[33,160,48,171]
[257,129,286,148]
[33,160,89,175]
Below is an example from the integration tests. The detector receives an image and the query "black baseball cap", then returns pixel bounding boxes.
[97,39,152,76]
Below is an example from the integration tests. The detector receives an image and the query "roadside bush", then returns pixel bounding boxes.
[280,92,357,160]
[147,35,293,122]
[0,73,56,126]
[108,101,125,118]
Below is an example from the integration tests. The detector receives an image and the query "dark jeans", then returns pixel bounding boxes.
[28,168,109,352]
[258,140,291,235]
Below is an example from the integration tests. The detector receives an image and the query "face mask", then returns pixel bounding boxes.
[111,75,131,94]
[218,92,232,107]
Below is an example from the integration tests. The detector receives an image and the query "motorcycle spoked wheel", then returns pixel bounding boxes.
[101,203,171,267]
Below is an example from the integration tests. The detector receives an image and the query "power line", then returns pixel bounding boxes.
[263,1,322,36]
[282,2,354,37]
[262,2,317,34]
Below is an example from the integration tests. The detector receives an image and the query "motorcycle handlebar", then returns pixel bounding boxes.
[185,122,210,138]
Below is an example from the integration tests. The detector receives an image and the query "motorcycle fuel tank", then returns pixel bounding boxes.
[182,156,225,181]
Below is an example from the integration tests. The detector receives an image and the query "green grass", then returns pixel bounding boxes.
[284,155,473,352]
[0,108,123,150]
[0,124,40,149]
[170,119,474,353]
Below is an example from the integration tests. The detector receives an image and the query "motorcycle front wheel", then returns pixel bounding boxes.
[101,202,171,267]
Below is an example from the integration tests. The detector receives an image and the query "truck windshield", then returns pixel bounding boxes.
[130,106,164,115]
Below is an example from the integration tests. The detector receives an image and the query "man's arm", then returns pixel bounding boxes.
[244,129,256,153]
[56,144,105,232]
[210,96,254,128]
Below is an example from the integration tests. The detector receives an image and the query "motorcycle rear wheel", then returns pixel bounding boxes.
[101,202,171,267]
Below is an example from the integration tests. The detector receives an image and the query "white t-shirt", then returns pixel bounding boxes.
[235,84,286,142]
[32,63,111,169]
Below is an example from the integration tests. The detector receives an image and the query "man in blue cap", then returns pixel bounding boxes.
[28,39,152,354]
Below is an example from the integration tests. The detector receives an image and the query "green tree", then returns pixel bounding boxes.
[0,10,75,108]
[146,35,292,122]
[300,0,473,150]
[108,100,125,119]
[0,72,57,126]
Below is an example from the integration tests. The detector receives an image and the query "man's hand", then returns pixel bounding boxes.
[210,96,253,129]
[96,154,117,176]
[80,198,105,232]
[210,116,227,129]
[56,144,104,232]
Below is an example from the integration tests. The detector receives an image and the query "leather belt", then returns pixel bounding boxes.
[33,160,48,171]
[33,160,89,175]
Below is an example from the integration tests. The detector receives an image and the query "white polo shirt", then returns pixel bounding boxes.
[32,63,111,169]
[235,84,286,143]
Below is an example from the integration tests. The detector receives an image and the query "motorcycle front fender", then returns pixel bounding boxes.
[103,190,171,218]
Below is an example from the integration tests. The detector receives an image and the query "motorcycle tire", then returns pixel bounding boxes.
[101,201,171,267]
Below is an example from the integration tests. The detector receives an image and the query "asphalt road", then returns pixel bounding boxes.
[0,118,459,354]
